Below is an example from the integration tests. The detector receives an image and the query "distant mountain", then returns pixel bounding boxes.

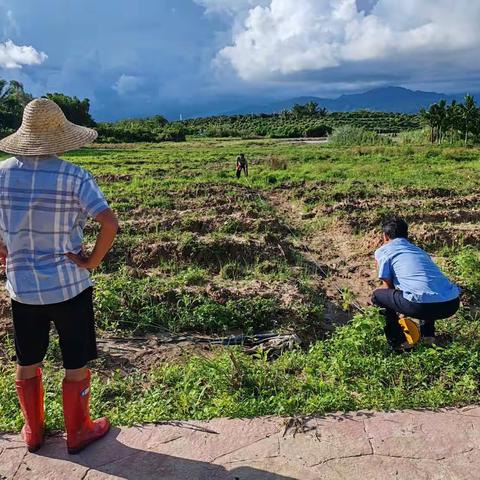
[224,87,475,116]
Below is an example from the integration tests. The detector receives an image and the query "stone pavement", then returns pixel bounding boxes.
[1,407,480,479]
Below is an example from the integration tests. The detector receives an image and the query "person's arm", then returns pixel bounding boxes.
[0,240,7,271]
[245,161,249,176]
[381,278,394,289]
[375,257,394,289]
[66,208,118,269]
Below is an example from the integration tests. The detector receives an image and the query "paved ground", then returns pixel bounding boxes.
[1,407,480,479]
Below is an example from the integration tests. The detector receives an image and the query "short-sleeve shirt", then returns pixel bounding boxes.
[374,238,461,304]
[0,155,109,305]
[237,156,247,167]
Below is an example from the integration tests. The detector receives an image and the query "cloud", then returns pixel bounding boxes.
[0,39,47,69]
[113,74,144,96]
[194,0,268,16]
[199,0,480,82]
[2,9,20,37]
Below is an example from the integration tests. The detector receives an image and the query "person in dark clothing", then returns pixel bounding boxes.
[236,153,248,179]
[372,218,461,351]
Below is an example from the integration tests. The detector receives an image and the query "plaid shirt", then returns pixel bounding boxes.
[0,155,109,305]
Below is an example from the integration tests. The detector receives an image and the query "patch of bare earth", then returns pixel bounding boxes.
[321,189,480,248]
[95,183,338,370]
[266,189,379,312]
[266,185,479,312]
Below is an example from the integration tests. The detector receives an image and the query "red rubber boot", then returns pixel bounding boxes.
[62,370,110,454]
[15,368,45,453]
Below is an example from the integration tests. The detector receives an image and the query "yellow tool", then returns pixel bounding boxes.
[399,317,421,346]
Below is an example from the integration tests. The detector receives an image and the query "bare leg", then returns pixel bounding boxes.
[16,363,42,381]
[65,367,88,382]
[17,364,88,382]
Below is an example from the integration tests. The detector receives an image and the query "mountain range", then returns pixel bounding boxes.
[222,87,477,116]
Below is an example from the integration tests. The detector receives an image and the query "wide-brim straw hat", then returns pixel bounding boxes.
[0,98,97,156]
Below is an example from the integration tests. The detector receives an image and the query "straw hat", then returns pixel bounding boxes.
[0,98,98,156]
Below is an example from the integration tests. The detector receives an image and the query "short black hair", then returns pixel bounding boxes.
[382,218,408,239]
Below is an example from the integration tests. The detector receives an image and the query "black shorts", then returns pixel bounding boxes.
[12,287,98,370]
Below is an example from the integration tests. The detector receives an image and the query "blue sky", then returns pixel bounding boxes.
[0,0,479,120]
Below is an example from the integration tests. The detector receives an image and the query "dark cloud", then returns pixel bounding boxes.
[0,0,478,120]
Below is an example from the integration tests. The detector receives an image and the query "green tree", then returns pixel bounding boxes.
[291,102,320,118]
[318,106,328,117]
[420,105,437,143]
[0,79,33,130]
[45,93,96,127]
[445,101,461,143]
[460,95,478,145]
[436,99,447,143]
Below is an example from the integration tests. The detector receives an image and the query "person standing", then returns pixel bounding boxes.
[236,153,248,179]
[372,218,461,352]
[0,98,118,453]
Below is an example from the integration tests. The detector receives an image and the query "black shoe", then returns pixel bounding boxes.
[391,341,415,354]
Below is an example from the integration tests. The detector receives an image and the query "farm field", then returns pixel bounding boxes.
[1,139,479,432]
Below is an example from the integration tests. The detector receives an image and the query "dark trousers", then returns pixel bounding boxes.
[236,165,246,179]
[372,289,460,346]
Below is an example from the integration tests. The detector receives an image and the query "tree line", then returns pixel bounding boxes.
[3,77,479,145]
[420,95,479,144]
[1,84,417,143]
[0,80,96,132]
[0,78,181,143]
[180,104,420,138]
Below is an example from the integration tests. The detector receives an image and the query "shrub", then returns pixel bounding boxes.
[329,125,393,146]
[398,129,430,145]
[158,124,186,142]
[447,247,480,299]
[304,124,332,138]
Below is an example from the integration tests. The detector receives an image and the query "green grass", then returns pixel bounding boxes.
[58,140,480,199]
[0,138,479,431]
[1,308,479,432]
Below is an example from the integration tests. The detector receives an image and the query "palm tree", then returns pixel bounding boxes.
[460,95,477,146]
[445,101,461,143]
[318,107,328,117]
[420,105,440,143]
[304,101,319,116]
[436,99,447,143]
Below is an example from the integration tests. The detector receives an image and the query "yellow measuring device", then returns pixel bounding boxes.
[398,317,421,346]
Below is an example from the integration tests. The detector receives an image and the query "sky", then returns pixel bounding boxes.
[0,0,479,120]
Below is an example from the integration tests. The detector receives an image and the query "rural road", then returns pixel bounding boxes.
[1,407,480,479]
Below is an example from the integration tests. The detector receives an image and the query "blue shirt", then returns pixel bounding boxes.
[0,156,109,305]
[374,238,460,304]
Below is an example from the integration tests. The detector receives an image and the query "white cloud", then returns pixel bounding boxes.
[0,40,47,69]
[196,0,480,82]
[113,74,143,96]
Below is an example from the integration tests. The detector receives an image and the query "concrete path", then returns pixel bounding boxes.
[1,407,480,479]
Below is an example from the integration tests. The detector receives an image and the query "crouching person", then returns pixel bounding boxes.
[372,218,460,352]
[0,99,118,453]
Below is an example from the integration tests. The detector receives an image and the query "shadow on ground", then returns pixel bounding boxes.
[2,425,295,480]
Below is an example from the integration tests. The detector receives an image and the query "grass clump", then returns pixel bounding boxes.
[329,126,393,146]
[93,270,284,334]
[446,247,480,299]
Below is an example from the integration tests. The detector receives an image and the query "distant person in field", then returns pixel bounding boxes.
[372,218,461,352]
[0,98,118,454]
[236,153,248,179]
